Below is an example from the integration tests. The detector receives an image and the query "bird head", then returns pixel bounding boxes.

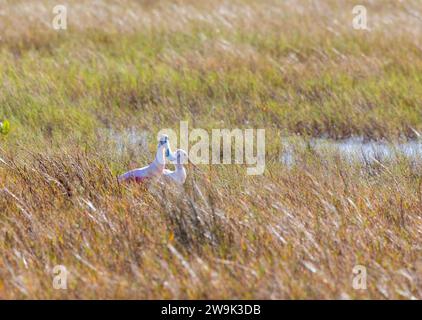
[158,134,169,148]
[169,149,188,165]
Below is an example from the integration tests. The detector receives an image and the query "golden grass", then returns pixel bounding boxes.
[0,146,421,299]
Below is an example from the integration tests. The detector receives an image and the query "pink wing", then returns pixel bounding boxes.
[119,166,151,183]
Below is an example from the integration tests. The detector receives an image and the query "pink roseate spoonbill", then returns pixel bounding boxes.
[163,149,188,185]
[118,135,170,184]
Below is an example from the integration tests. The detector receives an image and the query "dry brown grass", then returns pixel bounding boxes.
[1,146,421,299]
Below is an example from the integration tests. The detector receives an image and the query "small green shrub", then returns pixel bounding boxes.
[0,120,10,135]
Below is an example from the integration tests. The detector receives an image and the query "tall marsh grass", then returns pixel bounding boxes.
[1,145,421,299]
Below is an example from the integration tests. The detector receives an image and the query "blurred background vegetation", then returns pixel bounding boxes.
[1,0,421,152]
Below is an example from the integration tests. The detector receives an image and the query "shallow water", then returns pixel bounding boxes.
[96,128,152,164]
[280,137,422,166]
[102,128,422,167]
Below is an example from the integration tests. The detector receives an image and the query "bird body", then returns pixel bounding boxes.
[118,135,169,183]
[118,135,189,186]
[163,166,187,185]
[163,149,188,185]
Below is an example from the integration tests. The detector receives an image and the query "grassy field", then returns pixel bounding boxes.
[0,0,422,299]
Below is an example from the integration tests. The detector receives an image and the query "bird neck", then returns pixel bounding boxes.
[175,163,185,171]
[155,145,166,166]
[176,164,187,184]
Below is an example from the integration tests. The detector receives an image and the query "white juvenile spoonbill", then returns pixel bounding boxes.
[163,149,188,185]
[118,135,170,184]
